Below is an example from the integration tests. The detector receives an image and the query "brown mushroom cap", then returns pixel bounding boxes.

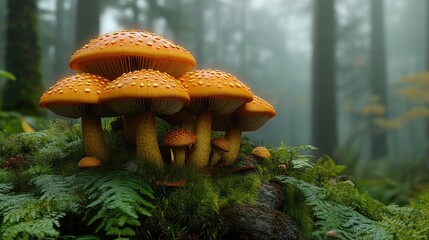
[100,69,190,115]
[251,146,272,159]
[213,95,276,131]
[162,129,197,147]
[178,69,253,115]
[39,73,112,118]
[78,156,101,168]
[211,137,230,152]
[69,30,196,79]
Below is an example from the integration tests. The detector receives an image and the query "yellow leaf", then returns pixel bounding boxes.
[20,117,35,132]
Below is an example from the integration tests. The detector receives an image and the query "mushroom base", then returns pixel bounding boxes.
[81,115,110,162]
[221,128,242,165]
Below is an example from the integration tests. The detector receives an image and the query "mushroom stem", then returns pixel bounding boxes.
[188,111,212,168]
[209,149,222,167]
[123,114,138,144]
[81,115,110,162]
[172,148,186,167]
[136,111,164,169]
[221,128,242,165]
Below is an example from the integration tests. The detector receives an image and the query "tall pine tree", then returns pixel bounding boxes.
[2,0,44,115]
[311,0,337,156]
[369,0,388,159]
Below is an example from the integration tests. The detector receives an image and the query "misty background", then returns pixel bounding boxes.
[0,0,428,202]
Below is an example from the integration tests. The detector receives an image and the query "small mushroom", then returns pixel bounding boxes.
[209,137,230,166]
[162,129,197,167]
[278,163,287,170]
[78,156,101,168]
[251,146,272,160]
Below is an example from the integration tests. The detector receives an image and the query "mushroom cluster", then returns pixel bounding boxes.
[39,29,276,171]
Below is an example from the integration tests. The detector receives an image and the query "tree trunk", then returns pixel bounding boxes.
[75,0,100,49]
[195,0,205,67]
[0,0,5,70]
[426,0,429,152]
[311,0,337,156]
[369,0,388,159]
[54,0,67,80]
[3,0,44,115]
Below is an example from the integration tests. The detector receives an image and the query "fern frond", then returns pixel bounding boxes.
[0,193,64,240]
[76,171,155,238]
[276,176,393,240]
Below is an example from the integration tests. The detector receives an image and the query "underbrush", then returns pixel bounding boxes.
[0,120,428,239]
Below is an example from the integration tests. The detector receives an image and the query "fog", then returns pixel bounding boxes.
[1,0,428,177]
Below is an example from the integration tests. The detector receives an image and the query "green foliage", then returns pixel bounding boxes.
[0,70,16,81]
[381,198,429,240]
[76,171,155,238]
[141,197,186,240]
[276,176,393,240]
[324,182,387,221]
[216,174,262,206]
[0,178,74,240]
[168,177,226,239]
[302,155,346,184]
[282,182,314,240]
[0,170,156,240]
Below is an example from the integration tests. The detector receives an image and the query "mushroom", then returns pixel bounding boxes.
[251,146,272,160]
[162,129,197,167]
[209,137,230,167]
[78,156,101,168]
[213,95,276,165]
[178,69,253,168]
[69,30,196,79]
[39,73,112,163]
[100,69,190,169]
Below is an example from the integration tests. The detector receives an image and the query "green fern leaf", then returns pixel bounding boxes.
[77,171,155,238]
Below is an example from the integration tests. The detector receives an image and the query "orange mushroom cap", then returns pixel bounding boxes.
[100,69,190,115]
[78,156,102,168]
[211,137,230,152]
[162,129,197,147]
[69,30,196,79]
[213,95,276,131]
[39,73,112,118]
[251,146,272,159]
[178,69,253,115]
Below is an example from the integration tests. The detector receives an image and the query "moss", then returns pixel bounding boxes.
[324,182,388,221]
[167,176,226,239]
[216,174,262,206]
